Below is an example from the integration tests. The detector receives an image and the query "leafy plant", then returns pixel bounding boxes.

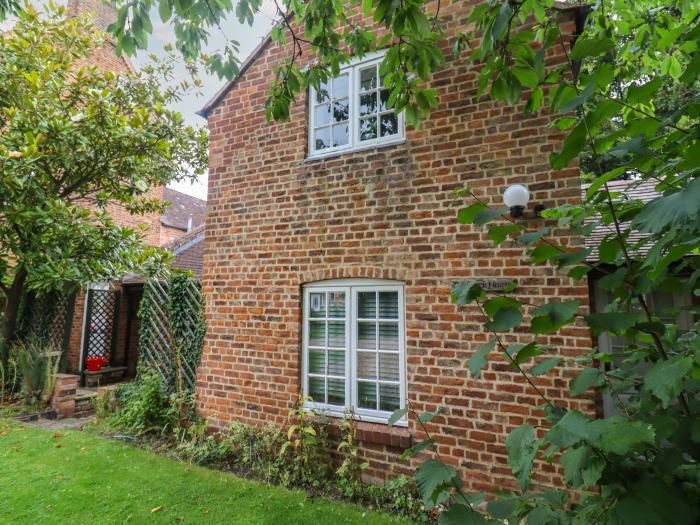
[109,371,175,435]
[335,410,369,499]
[10,339,60,405]
[279,396,330,489]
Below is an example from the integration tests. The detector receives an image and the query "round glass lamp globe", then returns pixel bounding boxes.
[503,184,530,208]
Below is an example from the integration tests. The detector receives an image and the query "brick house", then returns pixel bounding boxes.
[159,188,207,246]
[195,2,597,491]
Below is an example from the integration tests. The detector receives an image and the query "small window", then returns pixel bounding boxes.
[308,51,405,159]
[302,280,406,425]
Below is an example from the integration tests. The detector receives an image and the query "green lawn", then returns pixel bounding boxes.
[0,421,406,525]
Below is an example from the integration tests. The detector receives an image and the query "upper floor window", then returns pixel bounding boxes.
[308,51,405,159]
[302,279,407,425]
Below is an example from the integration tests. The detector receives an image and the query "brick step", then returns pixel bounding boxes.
[74,393,97,418]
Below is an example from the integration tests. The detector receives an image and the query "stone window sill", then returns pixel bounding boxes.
[327,419,412,449]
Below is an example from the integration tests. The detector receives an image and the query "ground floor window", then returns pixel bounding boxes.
[302,279,406,425]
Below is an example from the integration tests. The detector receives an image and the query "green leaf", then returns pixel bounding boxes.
[531,300,579,334]
[531,244,561,264]
[560,446,604,488]
[586,312,643,335]
[517,228,549,246]
[488,224,522,245]
[388,407,408,426]
[418,410,442,424]
[506,424,539,492]
[158,0,172,22]
[508,342,543,366]
[469,340,496,379]
[531,357,561,377]
[570,36,614,60]
[594,419,656,456]
[439,504,486,525]
[457,202,487,224]
[485,307,522,331]
[486,498,516,519]
[416,460,457,507]
[452,280,484,305]
[546,410,590,448]
[570,367,603,396]
[473,207,508,226]
[644,356,693,408]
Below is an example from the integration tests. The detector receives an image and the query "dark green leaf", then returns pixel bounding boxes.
[570,36,613,60]
[457,202,487,224]
[488,224,523,245]
[586,312,643,335]
[506,424,539,492]
[644,356,693,408]
[570,367,603,396]
[531,357,561,377]
[388,407,408,426]
[439,504,486,525]
[469,340,496,379]
[452,280,484,305]
[416,460,457,507]
[485,307,522,331]
[531,300,579,334]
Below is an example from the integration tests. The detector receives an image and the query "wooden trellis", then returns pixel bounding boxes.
[137,275,205,391]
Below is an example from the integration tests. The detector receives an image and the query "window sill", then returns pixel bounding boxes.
[305,137,406,163]
[327,419,412,449]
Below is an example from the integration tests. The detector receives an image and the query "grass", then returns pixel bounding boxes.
[0,421,407,525]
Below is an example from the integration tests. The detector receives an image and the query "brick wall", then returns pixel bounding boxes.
[197,2,595,492]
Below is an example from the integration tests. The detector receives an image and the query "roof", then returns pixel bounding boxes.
[582,178,659,261]
[161,188,207,231]
[165,225,205,278]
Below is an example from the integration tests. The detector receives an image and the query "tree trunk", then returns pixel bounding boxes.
[0,268,27,367]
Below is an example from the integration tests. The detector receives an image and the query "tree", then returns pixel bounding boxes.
[13,0,700,522]
[0,4,208,359]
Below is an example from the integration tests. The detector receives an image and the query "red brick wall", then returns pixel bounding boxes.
[160,224,186,246]
[198,2,595,492]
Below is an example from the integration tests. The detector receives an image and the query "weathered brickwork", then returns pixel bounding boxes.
[198,2,595,492]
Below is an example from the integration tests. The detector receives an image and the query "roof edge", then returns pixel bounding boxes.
[197,33,274,118]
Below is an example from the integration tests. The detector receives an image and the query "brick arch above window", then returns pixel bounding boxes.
[299,266,413,287]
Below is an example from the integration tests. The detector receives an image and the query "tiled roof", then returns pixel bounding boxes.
[582,178,659,261]
[161,188,207,231]
[165,225,205,278]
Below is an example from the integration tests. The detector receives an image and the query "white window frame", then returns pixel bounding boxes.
[302,279,407,426]
[307,50,406,161]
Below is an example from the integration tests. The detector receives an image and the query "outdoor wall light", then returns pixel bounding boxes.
[503,184,544,218]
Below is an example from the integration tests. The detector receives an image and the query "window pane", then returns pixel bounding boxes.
[359,117,377,141]
[380,113,398,137]
[360,67,376,91]
[379,353,399,381]
[333,74,349,99]
[333,99,349,122]
[328,379,345,405]
[308,321,326,347]
[314,104,330,127]
[380,89,391,111]
[309,292,325,317]
[328,292,345,318]
[328,350,345,376]
[316,80,330,103]
[308,376,325,402]
[332,124,349,147]
[378,291,398,318]
[379,383,400,412]
[360,92,377,116]
[309,349,325,374]
[379,322,399,350]
[358,381,377,409]
[328,321,345,347]
[314,127,330,150]
[358,351,377,379]
[357,322,377,350]
[358,292,376,318]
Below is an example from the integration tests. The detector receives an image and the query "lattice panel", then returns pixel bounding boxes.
[83,289,120,365]
[21,291,75,355]
[138,278,205,391]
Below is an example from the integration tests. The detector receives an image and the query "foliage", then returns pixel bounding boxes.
[0,3,208,354]
[9,338,60,404]
[108,371,178,435]
[335,410,369,499]
[0,422,405,525]
[137,273,206,392]
[279,396,330,488]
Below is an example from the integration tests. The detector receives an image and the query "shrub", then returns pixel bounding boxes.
[110,372,175,434]
[10,339,59,405]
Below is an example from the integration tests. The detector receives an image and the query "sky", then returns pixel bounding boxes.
[2,1,276,200]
